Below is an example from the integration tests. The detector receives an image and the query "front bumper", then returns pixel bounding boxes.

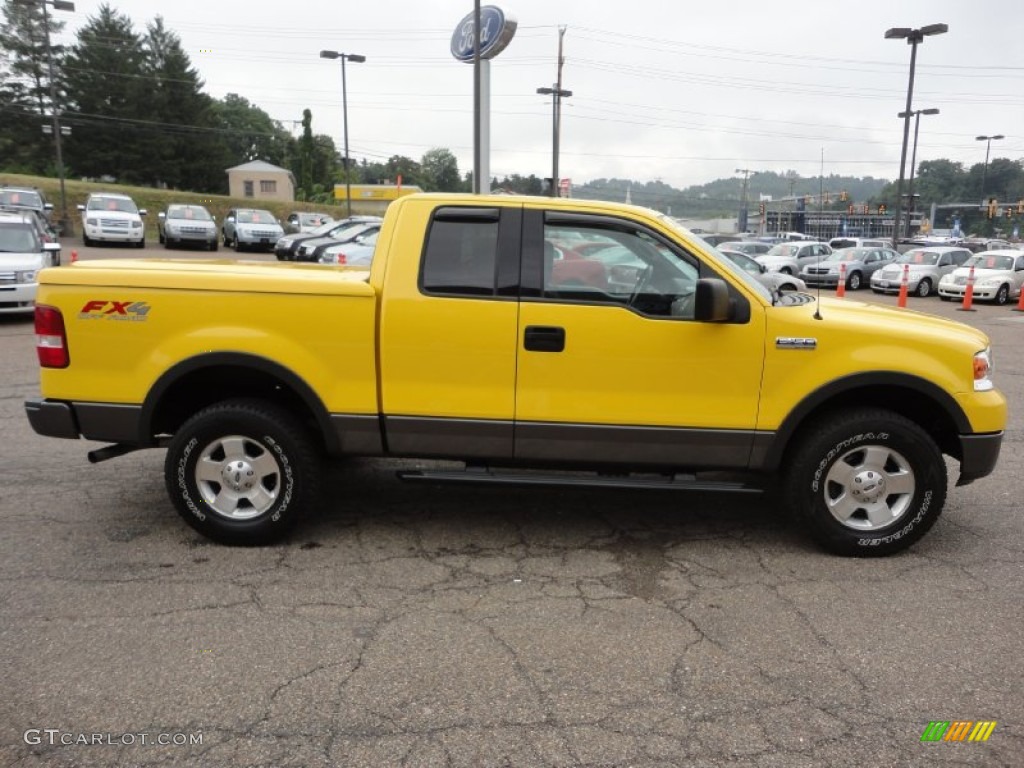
[957,432,1003,486]
[802,275,841,287]
[0,283,38,313]
[872,275,922,293]
[939,283,1001,300]
[83,223,143,242]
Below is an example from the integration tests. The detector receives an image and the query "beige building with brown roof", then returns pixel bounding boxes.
[226,160,296,202]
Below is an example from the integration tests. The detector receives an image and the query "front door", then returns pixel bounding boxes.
[514,209,767,468]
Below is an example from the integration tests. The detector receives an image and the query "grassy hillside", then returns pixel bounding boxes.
[0,173,380,239]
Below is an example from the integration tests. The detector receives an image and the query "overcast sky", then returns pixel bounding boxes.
[59,0,1024,190]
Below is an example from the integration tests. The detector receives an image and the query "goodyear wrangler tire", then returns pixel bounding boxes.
[783,408,946,557]
[164,399,320,545]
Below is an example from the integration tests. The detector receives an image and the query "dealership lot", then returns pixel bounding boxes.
[1,249,1022,766]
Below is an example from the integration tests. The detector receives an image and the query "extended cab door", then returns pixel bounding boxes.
[514,209,767,468]
[378,202,522,459]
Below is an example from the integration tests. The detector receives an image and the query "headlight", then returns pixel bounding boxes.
[131,220,142,229]
[15,270,38,283]
[939,274,953,284]
[973,347,994,392]
[86,217,98,226]
[976,277,1000,287]
[165,224,179,234]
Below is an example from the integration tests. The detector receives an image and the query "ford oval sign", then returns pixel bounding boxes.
[450,6,517,62]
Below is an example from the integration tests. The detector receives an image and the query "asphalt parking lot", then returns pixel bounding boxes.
[1,246,1021,767]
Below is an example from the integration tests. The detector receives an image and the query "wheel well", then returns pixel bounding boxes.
[147,365,328,452]
[775,384,962,469]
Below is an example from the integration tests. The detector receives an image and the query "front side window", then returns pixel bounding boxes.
[542,220,702,318]
[421,209,499,296]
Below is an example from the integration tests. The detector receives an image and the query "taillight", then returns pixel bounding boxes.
[35,304,69,368]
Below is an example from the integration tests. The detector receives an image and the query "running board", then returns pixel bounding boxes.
[396,468,763,493]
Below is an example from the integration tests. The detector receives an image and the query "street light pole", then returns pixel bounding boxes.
[898,107,939,238]
[885,23,947,248]
[975,134,1004,199]
[35,0,75,236]
[320,49,365,218]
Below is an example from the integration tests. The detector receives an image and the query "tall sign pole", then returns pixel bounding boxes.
[452,6,517,195]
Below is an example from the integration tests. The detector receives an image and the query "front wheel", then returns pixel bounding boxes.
[994,284,1010,305]
[846,271,862,290]
[916,278,932,298]
[164,399,321,545]
[782,408,946,556]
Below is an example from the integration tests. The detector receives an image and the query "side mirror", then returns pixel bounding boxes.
[212,215,217,222]
[76,204,85,212]
[226,216,235,223]
[43,242,62,252]
[693,278,732,322]
[758,263,767,274]
[139,209,148,216]
[44,203,54,211]
[157,212,166,220]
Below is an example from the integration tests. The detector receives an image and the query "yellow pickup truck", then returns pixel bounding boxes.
[25,194,1006,555]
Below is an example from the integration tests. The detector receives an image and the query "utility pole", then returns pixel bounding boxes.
[537,26,571,197]
[735,168,753,232]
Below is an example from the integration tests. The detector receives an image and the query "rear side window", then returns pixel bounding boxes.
[421,208,499,296]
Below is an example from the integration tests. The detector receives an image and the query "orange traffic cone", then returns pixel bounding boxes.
[897,264,909,308]
[957,265,976,312]
[1014,281,1024,312]
[70,250,78,264]
[836,263,846,298]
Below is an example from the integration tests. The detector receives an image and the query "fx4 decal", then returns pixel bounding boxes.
[78,300,152,322]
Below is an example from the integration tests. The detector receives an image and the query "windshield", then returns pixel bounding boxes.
[0,223,40,252]
[767,243,802,258]
[167,205,212,221]
[88,196,138,214]
[237,210,275,224]
[966,254,1014,270]
[824,248,868,263]
[896,250,939,266]
[0,190,43,209]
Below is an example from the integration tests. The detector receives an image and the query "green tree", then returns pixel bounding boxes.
[61,3,149,182]
[298,108,314,194]
[211,93,294,169]
[142,16,222,191]
[0,0,68,172]
[420,147,461,192]
[383,154,421,187]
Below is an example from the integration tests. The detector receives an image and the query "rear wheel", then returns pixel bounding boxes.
[164,399,321,545]
[916,278,932,298]
[782,408,946,556]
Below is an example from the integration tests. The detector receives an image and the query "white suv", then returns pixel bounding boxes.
[0,211,62,315]
[78,192,147,247]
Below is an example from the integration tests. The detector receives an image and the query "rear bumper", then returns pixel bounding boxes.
[957,432,1003,486]
[25,398,144,444]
